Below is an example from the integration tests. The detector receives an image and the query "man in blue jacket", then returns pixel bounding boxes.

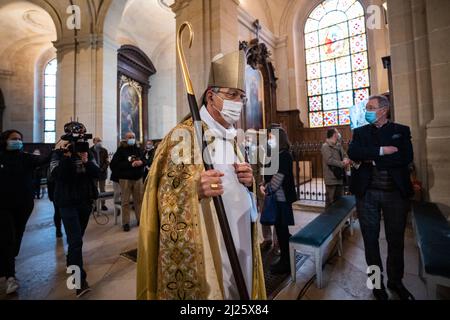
[348,95,414,300]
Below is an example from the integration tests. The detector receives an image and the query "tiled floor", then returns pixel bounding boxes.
[0,198,138,300]
[0,197,448,300]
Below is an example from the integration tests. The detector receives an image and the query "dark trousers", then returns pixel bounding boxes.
[325,184,344,208]
[32,179,41,199]
[0,203,34,278]
[53,202,62,232]
[275,201,292,265]
[356,189,410,284]
[60,204,92,282]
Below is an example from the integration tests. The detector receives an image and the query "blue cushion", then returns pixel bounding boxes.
[413,201,450,278]
[290,195,356,247]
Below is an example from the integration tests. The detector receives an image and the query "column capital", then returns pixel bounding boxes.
[171,0,191,15]
[53,34,108,53]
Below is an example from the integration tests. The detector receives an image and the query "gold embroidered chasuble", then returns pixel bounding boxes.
[136,117,266,300]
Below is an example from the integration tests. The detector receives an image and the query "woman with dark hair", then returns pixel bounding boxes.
[0,130,48,294]
[260,125,297,274]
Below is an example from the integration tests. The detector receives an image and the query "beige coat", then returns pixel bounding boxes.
[321,140,347,186]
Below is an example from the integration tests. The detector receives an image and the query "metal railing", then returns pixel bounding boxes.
[291,140,350,202]
[291,142,325,202]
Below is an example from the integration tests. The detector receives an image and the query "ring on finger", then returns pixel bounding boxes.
[210,183,219,190]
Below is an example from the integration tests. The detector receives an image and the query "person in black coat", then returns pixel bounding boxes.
[50,138,100,297]
[0,130,49,295]
[261,125,297,274]
[348,95,415,301]
[110,132,145,232]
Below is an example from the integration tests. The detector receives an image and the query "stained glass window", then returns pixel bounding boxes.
[44,59,57,143]
[305,0,370,128]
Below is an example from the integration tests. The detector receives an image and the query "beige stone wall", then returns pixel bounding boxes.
[172,0,240,121]
[0,0,57,141]
[0,44,46,142]
[100,38,120,151]
[148,37,177,139]
[238,0,274,34]
[425,0,450,209]
[54,39,105,143]
[389,0,450,208]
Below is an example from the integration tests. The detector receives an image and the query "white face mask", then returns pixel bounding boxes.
[212,93,243,125]
[268,137,277,148]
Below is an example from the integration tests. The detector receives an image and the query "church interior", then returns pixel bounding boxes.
[0,0,449,301]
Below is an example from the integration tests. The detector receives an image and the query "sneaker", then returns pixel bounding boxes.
[123,224,130,232]
[76,281,91,298]
[387,281,415,300]
[6,277,19,295]
[101,205,108,211]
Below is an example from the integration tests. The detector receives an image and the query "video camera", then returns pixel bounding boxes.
[61,121,93,153]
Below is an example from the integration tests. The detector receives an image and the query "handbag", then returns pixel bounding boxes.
[260,184,279,226]
[329,165,344,180]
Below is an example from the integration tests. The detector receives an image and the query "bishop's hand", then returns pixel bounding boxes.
[198,170,224,200]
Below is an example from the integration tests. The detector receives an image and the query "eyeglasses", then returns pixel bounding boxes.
[216,89,248,104]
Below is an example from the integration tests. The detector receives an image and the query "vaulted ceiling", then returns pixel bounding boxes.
[0,0,56,70]
[116,0,175,60]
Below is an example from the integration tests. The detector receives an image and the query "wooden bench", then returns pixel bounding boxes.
[412,201,450,299]
[289,195,356,288]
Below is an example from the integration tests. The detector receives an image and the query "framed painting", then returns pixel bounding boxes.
[119,75,143,143]
[244,65,265,130]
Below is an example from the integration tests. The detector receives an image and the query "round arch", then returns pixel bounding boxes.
[20,0,62,41]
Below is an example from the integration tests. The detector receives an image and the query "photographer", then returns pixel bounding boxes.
[110,132,144,232]
[50,122,100,298]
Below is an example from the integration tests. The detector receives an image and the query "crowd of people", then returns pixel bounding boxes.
[0,124,156,297]
[1,89,415,301]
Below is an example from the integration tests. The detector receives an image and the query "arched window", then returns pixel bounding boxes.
[305,0,370,128]
[44,59,57,143]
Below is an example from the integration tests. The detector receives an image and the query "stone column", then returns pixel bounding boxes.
[54,34,119,152]
[388,0,429,195]
[388,0,450,207]
[423,0,450,207]
[171,0,240,121]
